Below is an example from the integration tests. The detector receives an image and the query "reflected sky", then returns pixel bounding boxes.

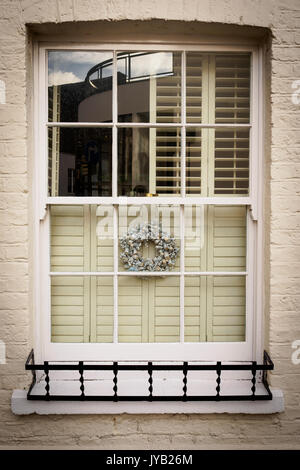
[48,51,113,86]
[48,51,174,86]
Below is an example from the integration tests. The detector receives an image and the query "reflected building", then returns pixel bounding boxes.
[48,52,186,197]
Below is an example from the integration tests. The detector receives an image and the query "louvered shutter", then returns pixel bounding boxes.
[214,54,250,195]
[150,53,181,195]
[206,205,246,342]
[118,222,180,343]
[50,205,90,342]
[93,205,114,343]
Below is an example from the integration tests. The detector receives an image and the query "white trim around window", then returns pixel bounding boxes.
[32,41,265,364]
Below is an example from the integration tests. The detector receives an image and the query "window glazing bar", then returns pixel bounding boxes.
[49,271,248,276]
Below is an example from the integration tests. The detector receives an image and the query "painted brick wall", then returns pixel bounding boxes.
[0,0,299,449]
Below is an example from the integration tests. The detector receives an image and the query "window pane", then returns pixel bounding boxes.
[118,276,180,343]
[184,205,246,273]
[184,205,204,272]
[50,205,86,272]
[118,127,181,196]
[118,204,180,272]
[214,129,249,195]
[48,51,113,122]
[117,52,181,123]
[186,127,202,194]
[50,205,114,273]
[185,275,246,342]
[48,127,112,196]
[51,276,87,343]
[186,52,202,123]
[95,276,114,342]
[51,275,114,344]
[215,53,250,124]
[95,205,114,272]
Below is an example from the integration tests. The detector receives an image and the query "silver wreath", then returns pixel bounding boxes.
[119,222,179,272]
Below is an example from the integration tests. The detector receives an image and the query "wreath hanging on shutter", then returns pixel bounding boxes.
[119,223,179,272]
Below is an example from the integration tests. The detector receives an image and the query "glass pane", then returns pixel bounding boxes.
[51,275,114,344]
[95,276,113,342]
[50,205,85,272]
[184,275,246,342]
[214,128,249,195]
[118,276,180,343]
[118,127,181,196]
[210,206,246,272]
[186,127,202,194]
[50,205,114,273]
[48,51,113,122]
[186,52,202,123]
[51,276,86,342]
[94,205,114,272]
[215,53,250,124]
[118,204,180,272]
[184,205,205,272]
[184,276,205,342]
[184,205,246,273]
[48,127,112,196]
[117,52,181,123]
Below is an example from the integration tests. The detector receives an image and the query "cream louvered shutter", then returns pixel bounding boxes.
[118,276,180,343]
[51,205,115,343]
[206,205,246,342]
[118,214,180,343]
[50,205,90,342]
[150,53,181,195]
[213,54,250,195]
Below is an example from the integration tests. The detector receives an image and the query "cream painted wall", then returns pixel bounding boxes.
[0,0,299,449]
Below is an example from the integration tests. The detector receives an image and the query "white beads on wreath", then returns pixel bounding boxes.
[119,222,179,272]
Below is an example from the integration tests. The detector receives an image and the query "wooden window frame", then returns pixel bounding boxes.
[33,42,264,363]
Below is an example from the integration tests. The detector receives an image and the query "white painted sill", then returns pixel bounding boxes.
[12,378,284,415]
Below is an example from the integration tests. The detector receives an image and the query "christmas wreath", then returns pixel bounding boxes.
[119,222,179,272]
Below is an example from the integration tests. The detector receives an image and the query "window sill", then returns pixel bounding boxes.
[12,387,284,415]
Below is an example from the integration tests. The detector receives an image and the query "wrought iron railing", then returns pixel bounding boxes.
[25,350,273,402]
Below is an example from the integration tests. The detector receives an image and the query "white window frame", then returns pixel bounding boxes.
[33,41,264,364]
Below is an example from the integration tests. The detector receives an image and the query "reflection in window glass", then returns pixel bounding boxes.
[117,52,181,123]
[186,52,202,123]
[214,129,249,195]
[48,51,113,122]
[215,54,250,124]
[186,127,202,194]
[48,128,112,196]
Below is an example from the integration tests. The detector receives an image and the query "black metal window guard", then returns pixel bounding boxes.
[25,350,273,402]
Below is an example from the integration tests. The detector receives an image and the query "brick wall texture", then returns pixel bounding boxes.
[0,0,299,449]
